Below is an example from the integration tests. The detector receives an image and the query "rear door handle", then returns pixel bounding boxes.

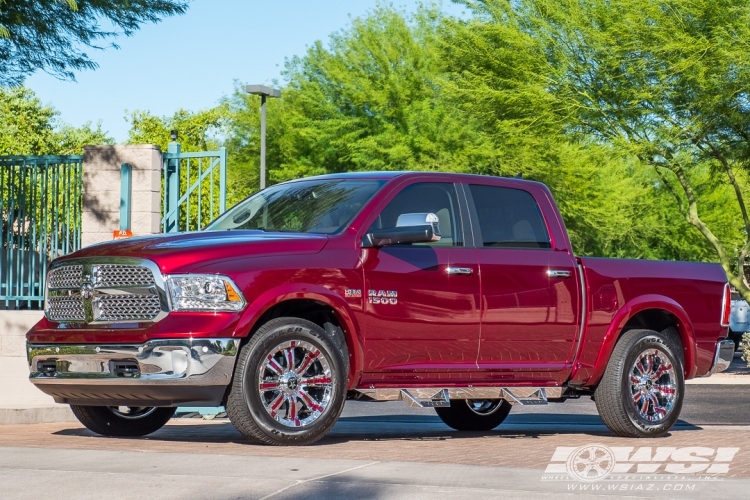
[547,269,571,279]
[446,267,474,276]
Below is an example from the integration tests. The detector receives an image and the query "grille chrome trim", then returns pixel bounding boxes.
[47,265,83,289]
[94,264,155,288]
[45,258,170,325]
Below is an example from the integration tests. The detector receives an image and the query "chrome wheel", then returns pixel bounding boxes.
[466,399,503,415]
[257,340,333,428]
[629,348,677,423]
[107,406,158,419]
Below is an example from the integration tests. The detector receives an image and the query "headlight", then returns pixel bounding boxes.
[165,274,245,312]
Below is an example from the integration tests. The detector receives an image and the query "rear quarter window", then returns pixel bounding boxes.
[468,184,551,249]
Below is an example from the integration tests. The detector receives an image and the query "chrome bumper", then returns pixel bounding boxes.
[707,339,735,376]
[27,338,239,406]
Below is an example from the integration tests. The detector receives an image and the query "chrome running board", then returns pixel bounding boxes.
[355,387,563,408]
[400,389,451,408]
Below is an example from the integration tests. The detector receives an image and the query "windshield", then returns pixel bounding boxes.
[206,179,385,234]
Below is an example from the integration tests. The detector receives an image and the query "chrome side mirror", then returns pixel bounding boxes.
[363,212,442,247]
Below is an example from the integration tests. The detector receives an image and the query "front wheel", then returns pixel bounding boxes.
[70,406,176,437]
[595,329,684,438]
[226,317,348,446]
[435,399,512,431]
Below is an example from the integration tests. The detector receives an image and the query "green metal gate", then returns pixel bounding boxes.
[161,143,227,233]
[1,156,83,309]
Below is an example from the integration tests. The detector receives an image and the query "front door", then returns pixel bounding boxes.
[466,183,580,383]
[361,181,480,383]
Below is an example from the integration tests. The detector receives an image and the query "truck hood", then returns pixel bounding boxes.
[60,230,329,273]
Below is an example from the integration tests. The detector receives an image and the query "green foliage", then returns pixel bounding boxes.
[0,0,188,85]
[224,6,500,197]
[445,0,750,294]
[126,107,228,152]
[0,86,113,155]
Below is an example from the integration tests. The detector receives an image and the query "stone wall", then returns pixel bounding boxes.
[82,145,162,247]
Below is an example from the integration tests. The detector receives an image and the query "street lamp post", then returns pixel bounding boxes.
[245,85,281,190]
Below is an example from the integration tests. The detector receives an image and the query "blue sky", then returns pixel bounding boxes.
[24,1,467,143]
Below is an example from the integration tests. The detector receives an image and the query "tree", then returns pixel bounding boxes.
[445,0,748,286]
[126,106,227,152]
[224,6,500,194]
[0,0,188,85]
[0,85,113,154]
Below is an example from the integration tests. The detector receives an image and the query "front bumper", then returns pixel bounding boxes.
[27,338,239,407]
[706,339,735,376]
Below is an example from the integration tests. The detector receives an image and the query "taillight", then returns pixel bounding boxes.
[721,283,731,327]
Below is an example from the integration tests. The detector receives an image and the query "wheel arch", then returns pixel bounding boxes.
[585,294,697,387]
[234,284,364,390]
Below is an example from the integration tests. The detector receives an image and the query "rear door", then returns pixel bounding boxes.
[466,182,580,383]
[361,181,481,382]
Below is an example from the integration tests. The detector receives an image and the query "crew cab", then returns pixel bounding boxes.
[26,172,734,445]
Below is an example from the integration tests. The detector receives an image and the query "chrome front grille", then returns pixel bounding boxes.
[95,294,162,321]
[45,260,165,324]
[46,295,86,322]
[95,265,155,288]
[47,265,83,289]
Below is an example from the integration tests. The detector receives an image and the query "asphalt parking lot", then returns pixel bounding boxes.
[1,354,748,499]
[1,382,749,499]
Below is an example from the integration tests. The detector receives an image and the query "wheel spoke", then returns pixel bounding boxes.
[301,375,332,387]
[259,380,280,391]
[653,384,676,396]
[265,356,284,376]
[650,362,673,381]
[650,395,668,416]
[640,396,650,415]
[298,388,324,413]
[295,349,320,376]
[268,392,285,418]
[288,396,301,427]
[284,347,295,371]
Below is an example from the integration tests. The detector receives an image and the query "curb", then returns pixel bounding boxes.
[0,407,77,425]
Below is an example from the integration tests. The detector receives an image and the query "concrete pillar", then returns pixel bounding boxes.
[82,145,162,248]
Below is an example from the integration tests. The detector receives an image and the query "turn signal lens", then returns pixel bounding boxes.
[721,283,731,327]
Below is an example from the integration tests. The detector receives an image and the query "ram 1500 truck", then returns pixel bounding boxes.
[26,172,734,445]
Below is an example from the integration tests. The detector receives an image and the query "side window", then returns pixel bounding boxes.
[368,182,463,246]
[469,184,551,249]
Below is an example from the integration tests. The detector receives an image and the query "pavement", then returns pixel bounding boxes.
[0,352,747,498]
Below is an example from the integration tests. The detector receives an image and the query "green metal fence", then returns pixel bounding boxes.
[1,156,83,309]
[162,144,227,233]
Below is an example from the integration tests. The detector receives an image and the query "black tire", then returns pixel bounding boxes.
[70,406,176,437]
[226,317,348,446]
[435,399,512,431]
[729,330,743,351]
[595,328,685,438]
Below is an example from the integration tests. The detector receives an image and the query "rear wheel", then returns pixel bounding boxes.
[595,329,684,437]
[435,399,512,431]
[70,405,176,437]
[226,317,348,446]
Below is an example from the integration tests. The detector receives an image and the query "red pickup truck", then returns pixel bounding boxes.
[27,172,734,445]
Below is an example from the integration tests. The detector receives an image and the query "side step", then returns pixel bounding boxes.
[356,387,561,408]
[501,388,548,406]
[400,389,450,408]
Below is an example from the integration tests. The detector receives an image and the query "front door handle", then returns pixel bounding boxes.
[446,267,474,276]
[547,269,571,279]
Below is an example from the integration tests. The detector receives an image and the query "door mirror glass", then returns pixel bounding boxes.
[365,212,442,247]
